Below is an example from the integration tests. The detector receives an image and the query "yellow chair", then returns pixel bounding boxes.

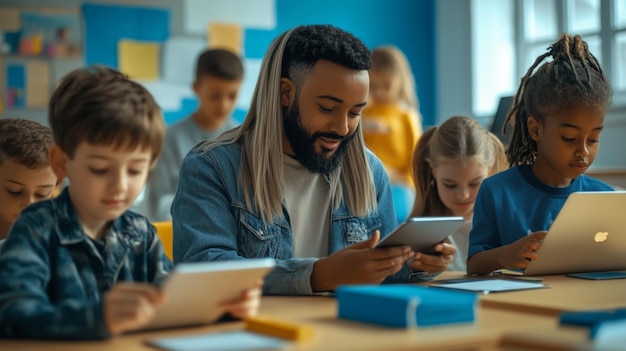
[152,221,173,260]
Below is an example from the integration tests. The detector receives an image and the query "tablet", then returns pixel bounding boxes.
[142,258,276,331]
[375,216,464,254]
[566,271,626,280]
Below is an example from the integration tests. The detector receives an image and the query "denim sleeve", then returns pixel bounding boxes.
[172,150,318,295]
[0,219,110,339]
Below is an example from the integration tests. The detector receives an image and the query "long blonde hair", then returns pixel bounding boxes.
[370,45,419,111]
[201,27,377,222]
[410,116,508,217]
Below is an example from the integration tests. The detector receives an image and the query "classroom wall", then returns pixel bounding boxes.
[2,0,624,169]
[0,0,437,126]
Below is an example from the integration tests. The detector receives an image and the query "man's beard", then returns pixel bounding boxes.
[283,102,356,174]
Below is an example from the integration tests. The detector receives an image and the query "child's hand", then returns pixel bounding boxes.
[407,242,456,273]
[500,231,547,269]
[220,280,263,319]
[103,282,166,335]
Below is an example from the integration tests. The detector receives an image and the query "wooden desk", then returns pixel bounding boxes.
[1,274,622,350]
[480,275,626,316]
[501,325,593,351]
[0,294,556,351]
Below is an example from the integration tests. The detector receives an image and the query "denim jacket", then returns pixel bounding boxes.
[172,142,436,295]
[0,188,172,339]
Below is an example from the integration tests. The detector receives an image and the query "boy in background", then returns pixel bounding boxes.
[143,48,244,221]
[0,66,260,339]
[0,118,58,243]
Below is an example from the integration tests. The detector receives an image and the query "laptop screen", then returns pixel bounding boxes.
[489,96,514,147]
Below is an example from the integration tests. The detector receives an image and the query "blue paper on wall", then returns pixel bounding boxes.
[6,64,26,108]
[81,3,169,68]
[336,285,477,328]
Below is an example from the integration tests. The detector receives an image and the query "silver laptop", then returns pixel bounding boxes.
[524,191,626,276]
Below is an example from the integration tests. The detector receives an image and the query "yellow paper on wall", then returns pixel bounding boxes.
[0,8,21,31]
[208,22,243,55]
[26,60,50,108]
[118,39,160,80]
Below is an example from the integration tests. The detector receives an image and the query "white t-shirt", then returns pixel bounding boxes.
[446,220,473,272]
[282,156,331,258]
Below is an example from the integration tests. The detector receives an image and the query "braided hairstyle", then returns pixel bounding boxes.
[504,33,612,166]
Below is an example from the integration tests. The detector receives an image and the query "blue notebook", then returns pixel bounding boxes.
[560,308,626,338]
[336,285,478,328]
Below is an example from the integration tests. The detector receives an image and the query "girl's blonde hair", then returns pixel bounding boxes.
[410,116,508,217]
[201,27,377,222]
[370,45,419,111]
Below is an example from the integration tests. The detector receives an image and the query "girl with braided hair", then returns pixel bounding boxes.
[467,33,614,275]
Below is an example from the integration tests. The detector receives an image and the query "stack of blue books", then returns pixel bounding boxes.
[560,308,626,338]
[336,285,478,328]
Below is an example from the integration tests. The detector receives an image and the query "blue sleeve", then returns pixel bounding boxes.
[468,180,501,259]
[171,150,317,295]
[0,219,109,340]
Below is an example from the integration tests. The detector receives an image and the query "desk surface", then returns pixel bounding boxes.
[480,274,626,315]
[0,291,556,351]
[0,273,622,351]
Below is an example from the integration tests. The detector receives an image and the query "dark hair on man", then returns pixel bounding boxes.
[195,48,244,82]
[49,65,165,162]
[504,33,612,166]
[0,118,53,168]
[281,24,372,86]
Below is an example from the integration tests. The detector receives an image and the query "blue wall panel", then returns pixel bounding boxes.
[245,0,437,126]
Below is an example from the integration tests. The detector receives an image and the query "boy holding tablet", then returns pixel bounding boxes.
[0,66,260,339]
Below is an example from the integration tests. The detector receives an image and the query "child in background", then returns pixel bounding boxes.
[410,116,507,272]
[362,45,423,222]
[0,66,260,339]
[467,33,614,275]
[0,118,58,243]
[143,48,244,221]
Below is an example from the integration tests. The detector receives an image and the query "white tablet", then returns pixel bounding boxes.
[142,258,276,331]
[375,217,464,254]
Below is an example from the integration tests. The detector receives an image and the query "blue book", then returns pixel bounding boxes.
[560,308,626,338]
[336,285,478,328]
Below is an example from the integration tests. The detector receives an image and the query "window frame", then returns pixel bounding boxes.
[515,0,626,110]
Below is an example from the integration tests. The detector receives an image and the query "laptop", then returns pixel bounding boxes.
[524,191,626,276]
[141,258,276,331]
[489,95,514,147]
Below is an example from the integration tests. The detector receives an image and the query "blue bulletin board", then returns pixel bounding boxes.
[5,64,26,108]
[81,3,169,69]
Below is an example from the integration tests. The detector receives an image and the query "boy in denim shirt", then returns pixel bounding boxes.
[0,118,58,244]
[0,66,261,339]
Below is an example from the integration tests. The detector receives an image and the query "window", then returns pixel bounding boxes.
[471,0,515,117]
[518,0,626,104]
[472,0,626,118]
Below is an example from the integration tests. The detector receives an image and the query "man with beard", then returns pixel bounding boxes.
[171,25,456,295]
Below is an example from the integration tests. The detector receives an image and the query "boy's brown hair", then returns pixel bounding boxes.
[0,118,53,168]
[195,48,244,82]
[49,66,165,163]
